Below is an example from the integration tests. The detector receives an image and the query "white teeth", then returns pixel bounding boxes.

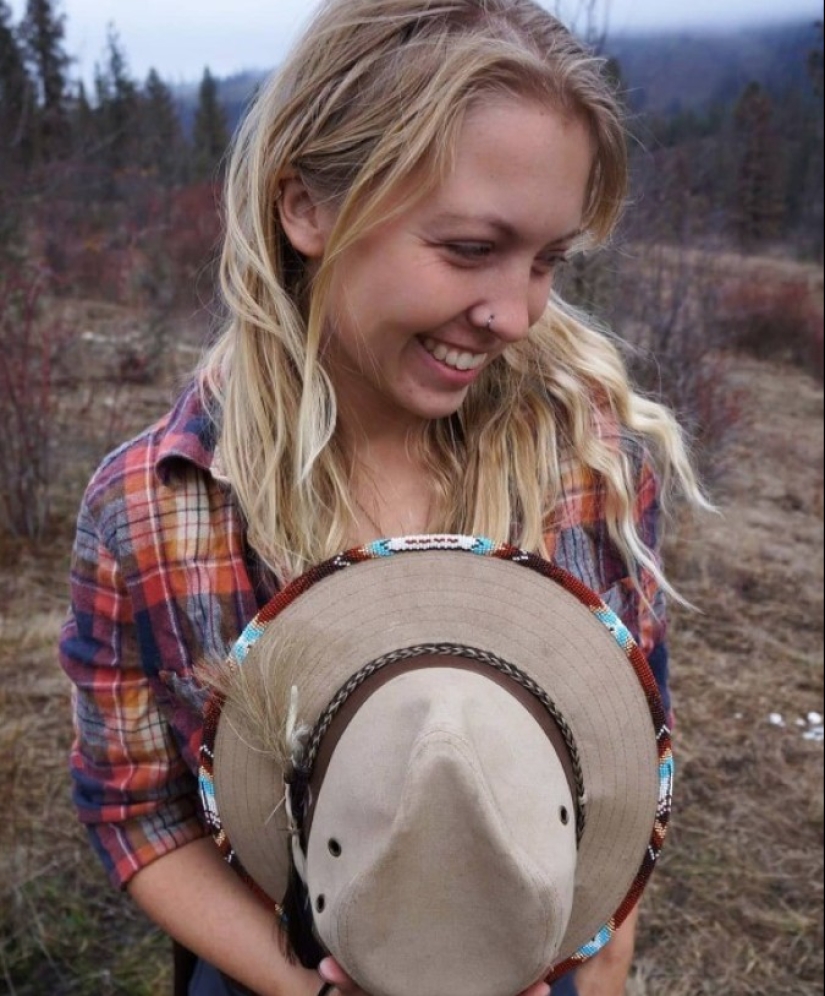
[423,337,486,372]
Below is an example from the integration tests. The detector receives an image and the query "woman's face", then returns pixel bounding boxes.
[317,97,595,433]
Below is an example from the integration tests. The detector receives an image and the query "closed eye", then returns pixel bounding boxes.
[440,240,572,276]
[533,251,570,276]
[442,241,494,263]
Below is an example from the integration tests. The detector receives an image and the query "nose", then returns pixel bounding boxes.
[473,266,551,344]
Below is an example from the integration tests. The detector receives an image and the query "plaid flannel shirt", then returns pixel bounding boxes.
[59,382,669,889]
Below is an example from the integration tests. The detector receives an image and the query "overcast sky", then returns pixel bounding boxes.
[7,0,822,87]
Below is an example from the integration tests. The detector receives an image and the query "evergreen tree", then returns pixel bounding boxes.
[94,25,138,171]
[192,67,228,180]
[20,0,69,157]
[804,21,823,258]
[69,77,94,154]
[0,0,33,166]
[809,21,823,99]
[734,82,784,246]
[140,68,187,183]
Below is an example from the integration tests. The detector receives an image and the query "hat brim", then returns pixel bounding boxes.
[199,536,671,976]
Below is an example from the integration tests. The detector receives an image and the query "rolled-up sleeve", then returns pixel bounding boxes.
[59,489,204,890]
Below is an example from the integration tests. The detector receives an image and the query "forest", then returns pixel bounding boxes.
[2,4,823,302]
[1,2,822,313]
[1,2,822,540]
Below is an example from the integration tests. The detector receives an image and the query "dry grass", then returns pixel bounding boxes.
[627,356,824,996]
[0,272,822,994]
[0,547,173,996]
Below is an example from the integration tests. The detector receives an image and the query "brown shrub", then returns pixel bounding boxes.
[165,181,223,296]
[563,245,748,484]
[718,274,824,381]
[0,264,72,539]
[30,173,223,315]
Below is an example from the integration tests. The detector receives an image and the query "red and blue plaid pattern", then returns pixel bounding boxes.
[59,383,669,890]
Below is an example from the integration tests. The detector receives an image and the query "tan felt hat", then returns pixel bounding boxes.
[199,536,673,995]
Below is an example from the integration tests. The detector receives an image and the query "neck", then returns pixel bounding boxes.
[337,421,437,545]
[332,361,434,447]
[338,408,429,471]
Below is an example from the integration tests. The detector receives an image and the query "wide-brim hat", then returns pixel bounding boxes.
[199,536,672,995]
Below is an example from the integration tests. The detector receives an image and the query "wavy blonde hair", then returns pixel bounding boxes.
[201,0,706,588]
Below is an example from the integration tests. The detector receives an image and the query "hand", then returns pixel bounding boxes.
[317,957,370,995]
[519,982,551,996]
[318,957,551,996]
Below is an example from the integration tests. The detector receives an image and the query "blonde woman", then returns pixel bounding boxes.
[60,1,706,994]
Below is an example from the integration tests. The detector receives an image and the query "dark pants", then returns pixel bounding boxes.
[552,971,579,996]
[189,960,251,996]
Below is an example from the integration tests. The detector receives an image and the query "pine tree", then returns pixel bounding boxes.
[20,0,69,157]
[734,82,784,246]
[93,25,138,171]
[69,77,94,154]
[804,21,823,258]
[140,68,187,183]
[809,21,824,100]
[192,67,228,180]
[0,0,33,166]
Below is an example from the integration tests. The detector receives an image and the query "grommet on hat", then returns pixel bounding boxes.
[199,535,673,996]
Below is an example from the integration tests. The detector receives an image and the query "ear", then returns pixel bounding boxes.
[277,175,334,260]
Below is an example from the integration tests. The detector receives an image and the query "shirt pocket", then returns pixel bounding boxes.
[551,524,643,652]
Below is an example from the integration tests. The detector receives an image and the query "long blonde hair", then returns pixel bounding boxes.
[201,0,706,587]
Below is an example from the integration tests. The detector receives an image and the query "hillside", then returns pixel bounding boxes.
[179,18,822,131]
[609,20,822,114]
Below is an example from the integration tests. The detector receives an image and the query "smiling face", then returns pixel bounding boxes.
[307,97,595,434]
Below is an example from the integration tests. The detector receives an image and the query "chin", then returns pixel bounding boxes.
[398,384,473,423]
[406,399,467,423]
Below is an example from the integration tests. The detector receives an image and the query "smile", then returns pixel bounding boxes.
[422,337,488,372]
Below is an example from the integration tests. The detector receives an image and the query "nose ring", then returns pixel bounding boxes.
[486,314,495,332]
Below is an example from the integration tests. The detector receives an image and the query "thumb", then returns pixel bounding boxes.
[318,956,360,991]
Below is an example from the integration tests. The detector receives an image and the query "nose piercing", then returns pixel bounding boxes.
[486,314,495,332]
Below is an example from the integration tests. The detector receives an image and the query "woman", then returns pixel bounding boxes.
[59,1,706,994]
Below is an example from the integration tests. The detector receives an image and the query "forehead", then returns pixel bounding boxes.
[418,97,594,237]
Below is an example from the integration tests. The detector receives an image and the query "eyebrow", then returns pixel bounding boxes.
[432,212,582,247]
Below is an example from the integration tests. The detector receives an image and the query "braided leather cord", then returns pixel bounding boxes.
[301,642,587,844]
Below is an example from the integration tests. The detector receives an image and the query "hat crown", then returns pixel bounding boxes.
[307,668,577,996]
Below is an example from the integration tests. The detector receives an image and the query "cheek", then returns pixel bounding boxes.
[335,237,471,333]
[527,276,555,327]
[343,254,423,323]
[367,273,460,332]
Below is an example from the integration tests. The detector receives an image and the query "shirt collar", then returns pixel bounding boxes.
[155,380,227,485]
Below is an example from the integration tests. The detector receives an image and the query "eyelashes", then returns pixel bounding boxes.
[442,241,570,274]
[443,242,493,260]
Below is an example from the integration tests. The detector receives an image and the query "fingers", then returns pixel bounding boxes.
[318,956,367,994]
[520,982,552,996]
[318,956,551,996]
[318,956,349,985]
